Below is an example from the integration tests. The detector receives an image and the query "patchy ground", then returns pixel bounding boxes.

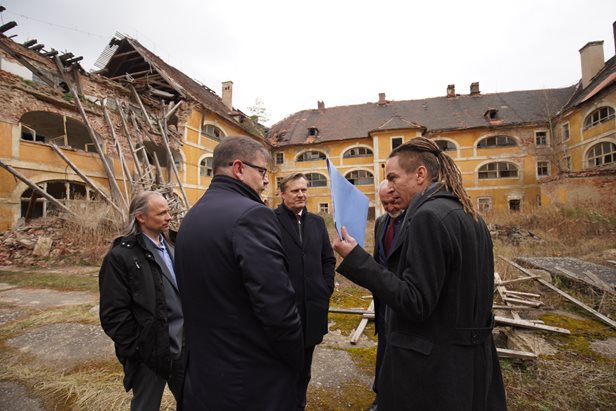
[0,266,375,410]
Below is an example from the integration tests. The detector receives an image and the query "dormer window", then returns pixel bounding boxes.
[484,108,498,120]
[308,127,319,137]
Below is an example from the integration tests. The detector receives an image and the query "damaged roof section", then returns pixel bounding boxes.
[94,34,263,138]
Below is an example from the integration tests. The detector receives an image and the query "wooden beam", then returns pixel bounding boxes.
[329,307,375,315]
[0,40,56,88]
[350,299,374,345]
[49,144,124,215]
[0,159,76,216]
[158,119,189,208]
[495,315,570,334]
[504,290,542,298]
[497,276,541,285]
[110,50,139,59]
[502,297,543,307]
[499,255,616,330]
[102,101,131,209]
[496,348,538,360]
[117,102,145,180]
[130,84,154,127]
[0,21,17,34]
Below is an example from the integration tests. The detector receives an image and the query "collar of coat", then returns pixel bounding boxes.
[210,175,264,204]
[405,182,459,218]
[278,203,306,221]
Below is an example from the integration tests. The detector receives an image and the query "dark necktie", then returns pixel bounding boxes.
[296,214,302,244]
[383,216,397,255]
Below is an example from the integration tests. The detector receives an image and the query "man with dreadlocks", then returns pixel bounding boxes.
[333,137,507,410]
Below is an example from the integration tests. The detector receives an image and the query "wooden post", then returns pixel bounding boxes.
[499,255,616,330]
[130,84,154,127]
[117,102,145,179]
[70,86,124,205]
[350,299,374,344]
[158,119,189,208]
[102,101,131,208]
[49,144,124,215]
[0,159,76,216]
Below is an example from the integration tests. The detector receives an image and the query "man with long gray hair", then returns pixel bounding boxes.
[175,136,303,410]
[99,191,185,410]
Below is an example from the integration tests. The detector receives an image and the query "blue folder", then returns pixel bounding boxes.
[326,159,370,247]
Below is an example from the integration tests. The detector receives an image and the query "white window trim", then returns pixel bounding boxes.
[536,160,550,178]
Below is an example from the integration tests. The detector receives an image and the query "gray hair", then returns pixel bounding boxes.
[124,191,164,236]
[212,136,270,175]
[279,172,307,192]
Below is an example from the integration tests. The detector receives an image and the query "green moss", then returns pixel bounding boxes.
[0,270,98,292]
[345,346,377,374]
[307,378,374,410]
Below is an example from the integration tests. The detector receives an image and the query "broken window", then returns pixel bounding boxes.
[343,147,373,158]
[297,151,327,162]
[19,111,94,151]
[477,135,517,148]
[275,152,284,164]
[391,137,403,150]
[20,181,93,220]
[345,170,374,186]
[508,199,521,212]
[535,131,548,146]
[204,124,224,141]
[319,203,329,213]
[306,172,327,187]
[537,161,550,177]
[478,162,519,179]
[477,197,492,213]
[434,140,456,152]
[586,141,616,168]
[199,157,213,177]
[583,106,615,130]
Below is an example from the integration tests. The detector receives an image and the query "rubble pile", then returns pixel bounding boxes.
[0,217,100,267]
[488,224,543,245]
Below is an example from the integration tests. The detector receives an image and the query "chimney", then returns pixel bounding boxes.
[378,92,386,105]
[470,82,480,96]
[317,100,325,110]
[447,84,456,98]
[221,81,233,109]
[580,41,605,88]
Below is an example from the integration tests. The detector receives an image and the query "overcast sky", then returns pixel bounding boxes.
[2,1,615,126]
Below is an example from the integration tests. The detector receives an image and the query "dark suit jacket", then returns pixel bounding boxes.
[275,204,336,347]
[175,175,304,411]
[338,185,507,411]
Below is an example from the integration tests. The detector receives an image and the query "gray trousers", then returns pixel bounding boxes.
[130,353,186,411]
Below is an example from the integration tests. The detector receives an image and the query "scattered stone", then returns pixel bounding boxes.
[32,236,53,257]
[590,337,616,359]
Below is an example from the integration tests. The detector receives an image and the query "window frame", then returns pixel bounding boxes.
[391,137,403,150]
[476,135,517,149]
[343,146,373,158]
[536,160,550,178]
[583,106,615,130]
[535,130,548,146]
[275,152,284,165]
[203,124,224,141]
[199,157,213,177]
[585,141,616,168]
[296,150,327,162]
[478,161,519,179]
[345,169,374,186]
[477,197,492,213]
[319,203,329,213]
[305,172,328,187]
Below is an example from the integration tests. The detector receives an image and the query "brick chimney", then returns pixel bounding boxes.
[222,81,233,109]
[378,92,386,105]
[579,41,605,89]
[447,84,456,98]
[470,82,480,96]
[317,100,325,110]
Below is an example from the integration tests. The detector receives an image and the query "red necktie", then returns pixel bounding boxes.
[383,216,397,255]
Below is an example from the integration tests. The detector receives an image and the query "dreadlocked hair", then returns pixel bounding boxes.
[390,137,476,218]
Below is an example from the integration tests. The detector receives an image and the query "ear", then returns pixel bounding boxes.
[230,160,245,181]
[415,165,428,185]
[135,212,146,225]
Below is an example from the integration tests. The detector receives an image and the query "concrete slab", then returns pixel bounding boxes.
[0,288,96,308]
[517,257,616,289]
[0,381,45,411]
[6,323,114,371]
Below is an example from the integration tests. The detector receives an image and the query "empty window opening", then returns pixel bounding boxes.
[345,170,374,186]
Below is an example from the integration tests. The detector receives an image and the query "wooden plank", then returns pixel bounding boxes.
[495,315,570,334]
[0,159,76,216]
[158,119,189,208]
[504,290,542,298]
[130,84,154,127]
[499,255,616,330]
[329,307,374,315]
[350,299,374,345]
[493,304,536,310]
[496,348,538,360]
[0,40,56,88]
[555,265,615,295]
[117,101,145,179]
[496,275,541,285]
[503,296,543,307]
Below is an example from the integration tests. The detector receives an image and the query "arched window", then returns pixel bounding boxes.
[586,141,616,167]
[297,151,327,162]
[204,124,224,140]
[434,140,456,152]
[343,147,373,158]
[199,157,213,177]
[478,162,519,179]
[477,135,517,148]
[345,170,374,185]
[583,106,615,129]
[19,111,94,151]
[306,172,327,187]
[20,181,93,219]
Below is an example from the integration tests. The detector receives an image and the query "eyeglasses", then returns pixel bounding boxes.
[228,161,268,178]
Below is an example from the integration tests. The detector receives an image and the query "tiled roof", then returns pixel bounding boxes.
[268,86,578,146]
[566,54,616,108]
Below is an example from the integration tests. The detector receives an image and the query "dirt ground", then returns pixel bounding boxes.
[0,266,375,410]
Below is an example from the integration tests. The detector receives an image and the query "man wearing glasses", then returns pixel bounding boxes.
[175,136,304,410]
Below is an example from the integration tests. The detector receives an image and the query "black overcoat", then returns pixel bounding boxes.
[175,176,304,411]
[338,185,507,410]
[274,205,336,347]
